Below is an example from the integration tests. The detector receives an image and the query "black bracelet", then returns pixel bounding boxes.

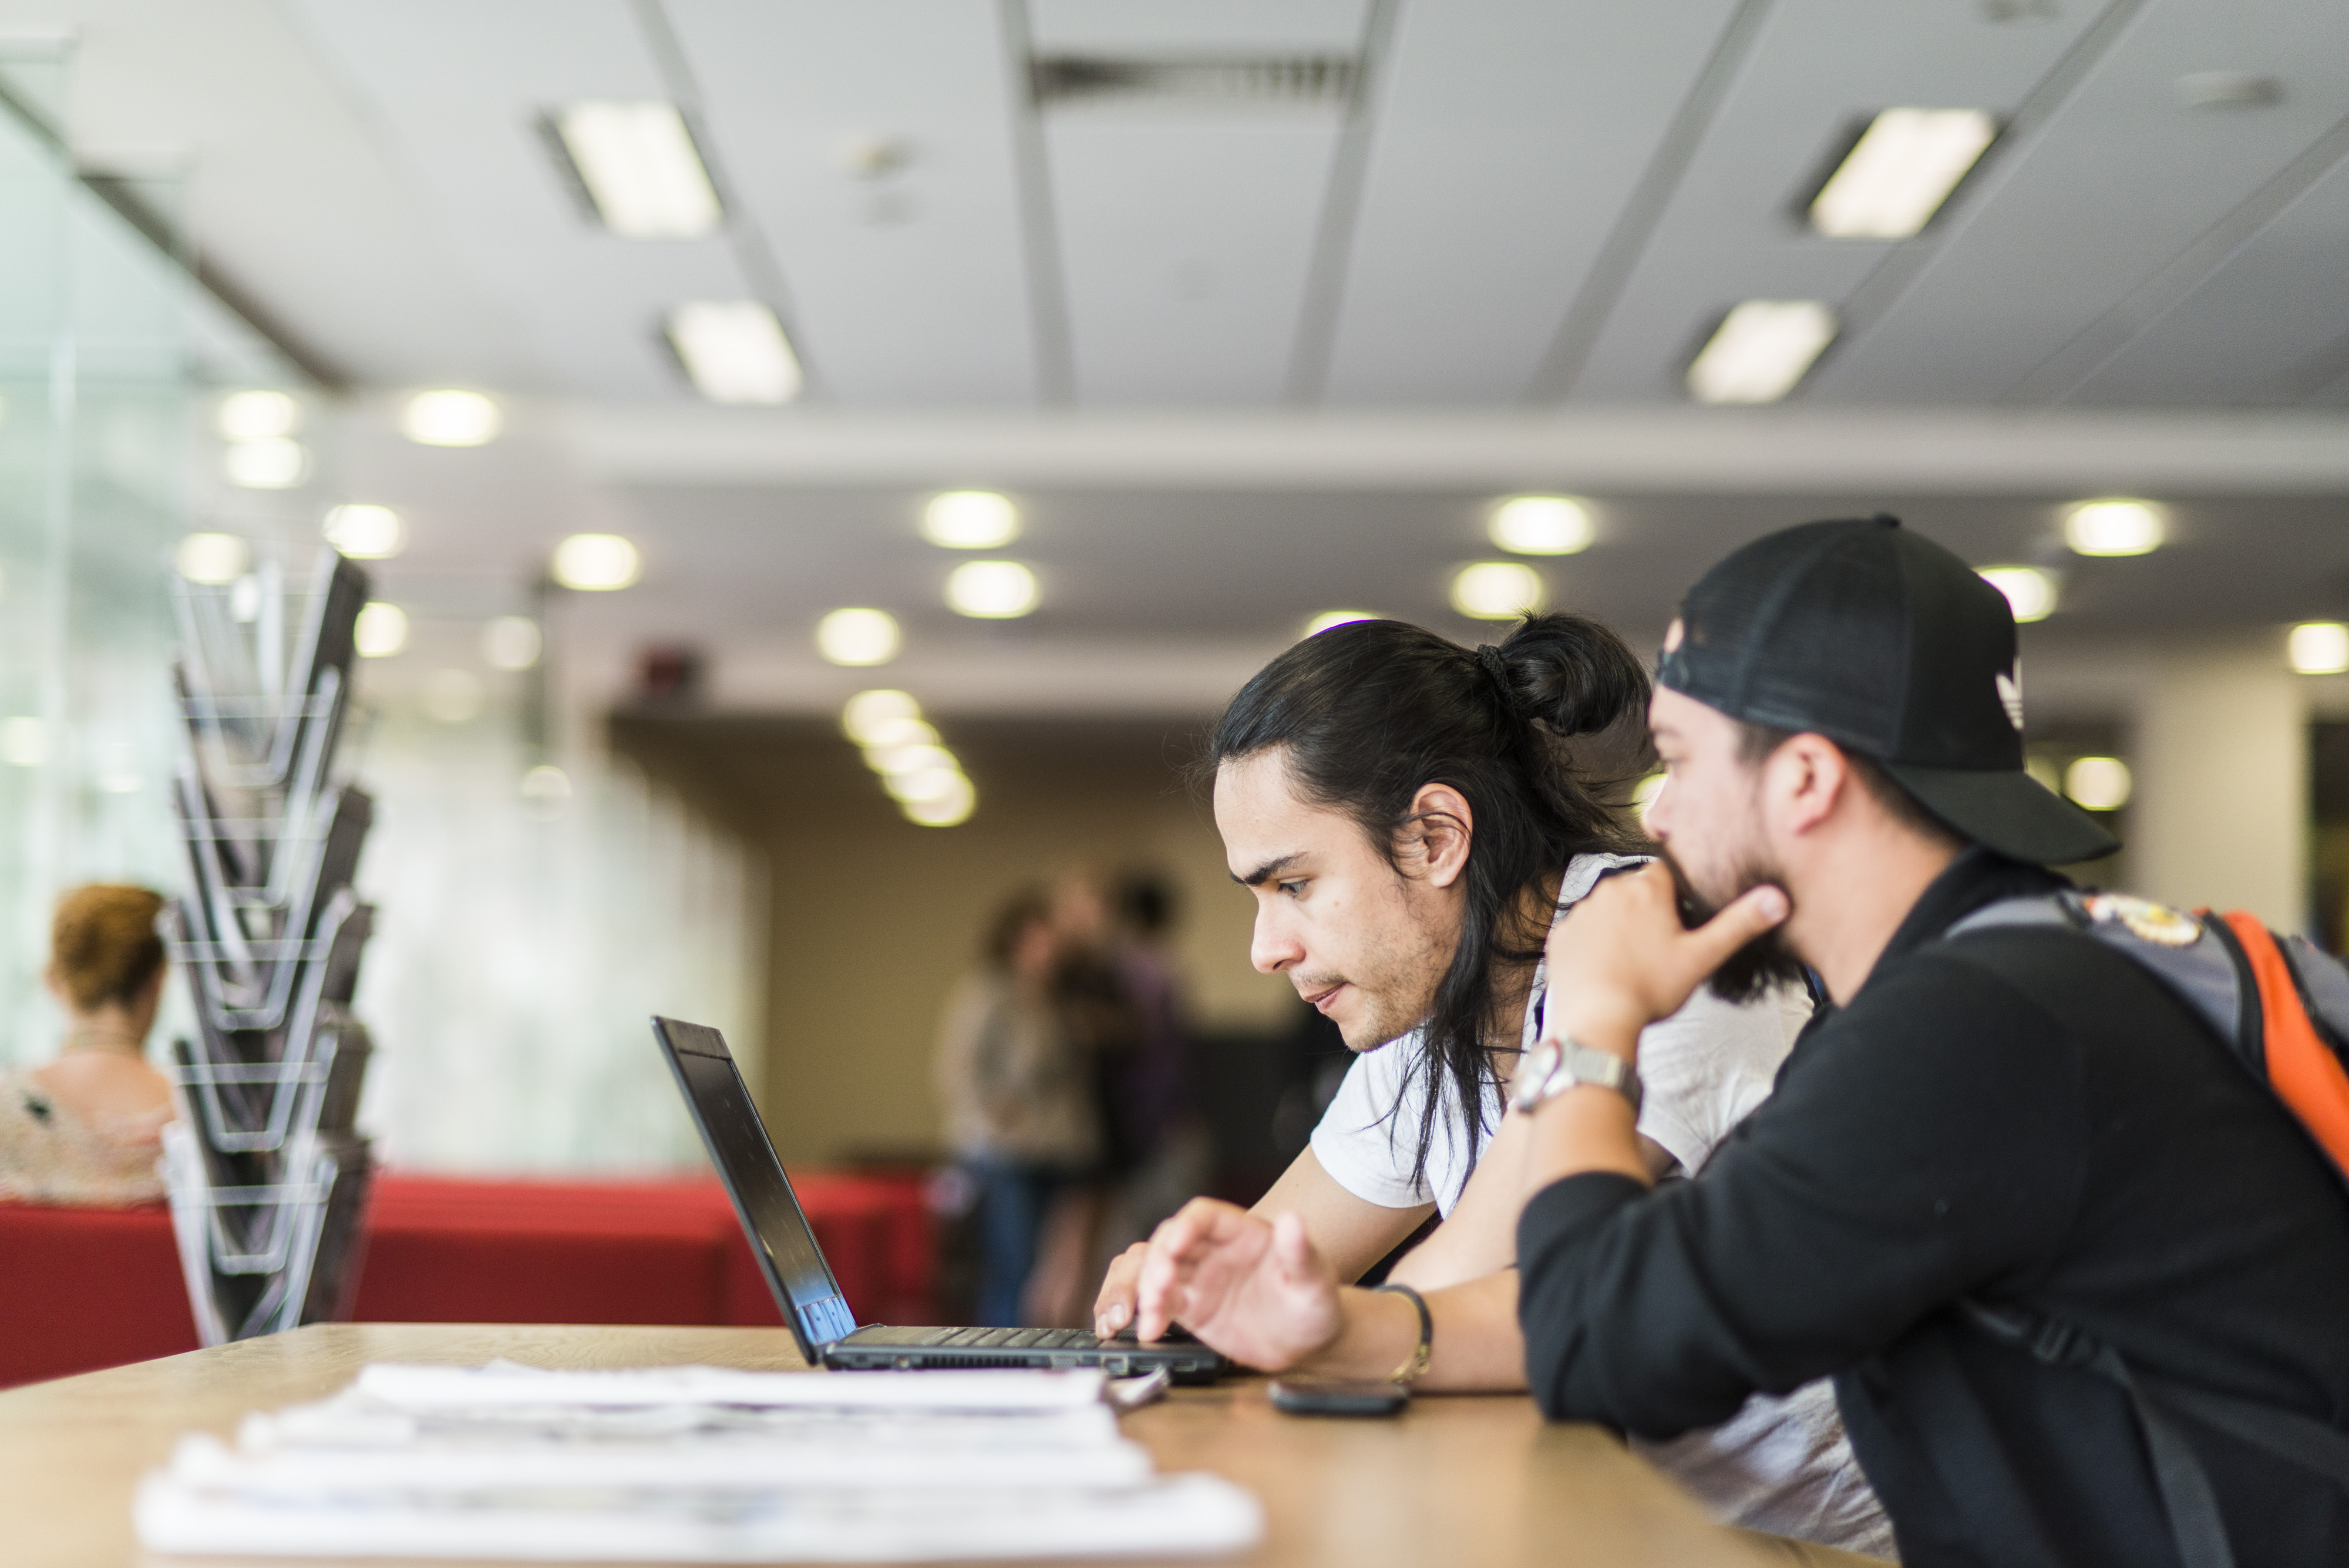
[1372,1281,1432,1384]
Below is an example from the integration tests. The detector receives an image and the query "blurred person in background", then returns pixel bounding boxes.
[934,885,1101,1326]
[0,884,177,1204]
[1097,869,1207,1247]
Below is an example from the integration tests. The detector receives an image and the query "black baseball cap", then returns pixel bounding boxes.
[1655,515,2118,864]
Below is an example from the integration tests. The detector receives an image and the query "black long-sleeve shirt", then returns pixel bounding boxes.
[1517,849,2349,1568]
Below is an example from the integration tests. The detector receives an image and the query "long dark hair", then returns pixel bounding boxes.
[1207,614,1651,1185]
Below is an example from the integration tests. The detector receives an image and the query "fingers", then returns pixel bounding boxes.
[1682,881,1791,973]
[1133,1199,1248,1342]
[1093,1243,1148,1336]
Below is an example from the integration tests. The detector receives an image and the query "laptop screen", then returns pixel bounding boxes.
[651,1017,859,1352]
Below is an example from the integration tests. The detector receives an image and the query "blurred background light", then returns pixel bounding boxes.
[2065,499,2163,556]
[482,615,542,671]
[815,607,901,667]
[322,503,404,559]
[902,773,976,827]
[175,532,249,586]
[1809,108,1997,238]
[224,436,308,489]
[1633,772,1667,825]
[1,717,45,769]
[1978,566,2056,623]
[945,560,1039,618]
[216,389,298,440]
[1488,496,1593,556]
[1302,609,1377,638]
[2064,755,2132,811]
[2289,621,2349,675]
[883,765,965,805]
[423,668,484,724]
[869,742,954,777]
[1451,561,1546,620]
[667,301,802,404]
[553,100,722,239]
[519,763,571,819]
[842,689,920,743]
[402,389,502,447]
[922,491,1020,549]
[551,533,640,591]
[1687,301,1836,403]
[354,601,409,658]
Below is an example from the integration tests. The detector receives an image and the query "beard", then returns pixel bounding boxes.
[1658,845,1809,1005]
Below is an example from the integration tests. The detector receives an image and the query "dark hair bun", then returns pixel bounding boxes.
[1495,613,1651,738]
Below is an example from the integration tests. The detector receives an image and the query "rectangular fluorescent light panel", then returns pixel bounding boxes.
[668,302,803,403]
[1810,108,1996,239]
[1687,301,1837,404]
[555,102,722,238]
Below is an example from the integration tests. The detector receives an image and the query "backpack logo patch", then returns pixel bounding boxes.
[2081,892,2201,948]
[1994,669,2024,731]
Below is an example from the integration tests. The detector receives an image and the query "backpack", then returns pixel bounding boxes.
[1941,890,2349,1568]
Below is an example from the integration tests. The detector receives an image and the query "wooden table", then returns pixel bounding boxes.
[0,1323,1771,1568]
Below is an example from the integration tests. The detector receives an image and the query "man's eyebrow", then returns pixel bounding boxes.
[1233,852,1307,887]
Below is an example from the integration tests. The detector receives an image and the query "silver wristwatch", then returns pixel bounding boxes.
[1510,1037,1642,1116]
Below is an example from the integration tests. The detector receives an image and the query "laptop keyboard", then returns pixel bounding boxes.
[909,1327,1103,1349]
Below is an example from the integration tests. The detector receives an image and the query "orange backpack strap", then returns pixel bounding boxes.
[2219,912,2349,1179]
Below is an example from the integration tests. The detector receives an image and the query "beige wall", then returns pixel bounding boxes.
[2129,638,2309,929]
[611,714,1297,1164]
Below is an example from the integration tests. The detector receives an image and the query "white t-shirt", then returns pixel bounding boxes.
[1308,852,1897,1560]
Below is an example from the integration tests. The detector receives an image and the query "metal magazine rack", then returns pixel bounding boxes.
[159,550,379,1345]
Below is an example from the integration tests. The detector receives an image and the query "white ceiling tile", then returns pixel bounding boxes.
[1049,119,1341,402]
[1320,0,1742,403]
[665,0,1042,403]
[1816,1,2349,403]
[1566,0,2105,402]
[1027,0,1369,55]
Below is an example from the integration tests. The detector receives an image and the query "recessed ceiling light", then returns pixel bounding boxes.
[176,532,250,586]
[2064,499,2162,557]
[1489,496,1594,556]
[667,301,802,404]
[1810,109,1997,239]
[216,389,299,440]
[224,437,308,489]
[1450,562,1546,620]
[2176,72,2283,110]
[815,607,902,667]
[842,689,921,742]
[354,601,409,658]
[1688,301,1837,404]
[2064,756,2132,812]
[923,492,1020,549]
[1303,610,1377,638]
[402,389,502,447]
[553,101,723,239]
[903,773,976,826]
[551,533,641,591]
[322,504,404,560]
[482,616,542,671]
[2289,622,2349,675]
[869,742,956,778]
[1977,566,2056,623]
[945,560,1039,618]
[884,765,965,805]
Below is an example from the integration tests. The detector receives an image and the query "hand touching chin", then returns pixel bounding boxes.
[1135,1201,1345,1372]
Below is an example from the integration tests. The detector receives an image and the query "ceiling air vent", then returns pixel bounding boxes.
[1031,56,1357,113]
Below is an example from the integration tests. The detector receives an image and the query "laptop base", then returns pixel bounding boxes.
[824,1325,1223,1382]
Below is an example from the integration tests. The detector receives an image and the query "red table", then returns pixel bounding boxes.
[0,1169,934,1389]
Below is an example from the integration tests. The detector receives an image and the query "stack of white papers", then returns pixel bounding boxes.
[134,1361,1263,1562]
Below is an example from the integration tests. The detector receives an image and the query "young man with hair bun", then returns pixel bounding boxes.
[1096,612,1892,1563]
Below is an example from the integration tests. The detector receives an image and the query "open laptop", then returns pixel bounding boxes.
[652,1016,1226,1382]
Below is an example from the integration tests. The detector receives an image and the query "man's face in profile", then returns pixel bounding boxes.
[1643,686,1808,1002]
[1213,748,1460,1054]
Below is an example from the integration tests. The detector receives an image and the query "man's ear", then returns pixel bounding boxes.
[1766,733,1856,838]
[1400,783,1474,888]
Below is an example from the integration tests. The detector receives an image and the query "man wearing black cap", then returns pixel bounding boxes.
[1506,517,2349,1567]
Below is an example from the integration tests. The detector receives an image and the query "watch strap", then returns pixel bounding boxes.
[1372,1282,1432,1385]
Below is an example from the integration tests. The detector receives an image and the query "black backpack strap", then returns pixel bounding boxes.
[1961,1300,2349,1568]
